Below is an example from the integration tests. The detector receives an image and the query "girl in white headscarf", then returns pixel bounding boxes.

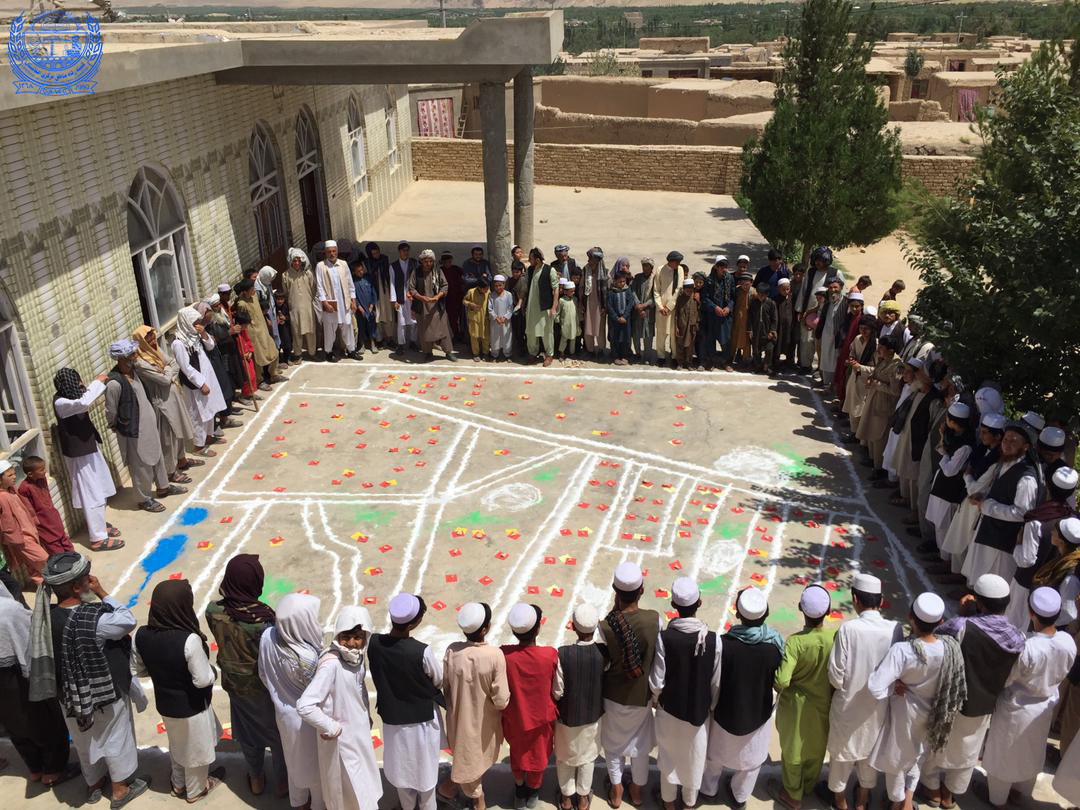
[297,606,382,810]
[259,593,325,810]
[172,306,227,455]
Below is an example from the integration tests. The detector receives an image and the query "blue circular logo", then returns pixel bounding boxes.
[8,11,102,96]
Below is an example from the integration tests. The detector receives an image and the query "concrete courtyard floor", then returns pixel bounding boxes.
[1,185,1069,810]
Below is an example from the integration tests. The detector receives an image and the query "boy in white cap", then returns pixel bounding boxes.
[556,281,581,365]
[672,277,699,370]
[437,603,510,810]
[554,604,607,810]
[649,577,722,810]
[824,574,902,810]
[314,240,359,361]
[501,603,559,809]
[599,562,660,808]
[869,593,963,810]
[919,574,1025,807]
[1021,411,1045,435]
[702,587,783,809]
[487,274,516,362]
[1037,425,1068,483]
[982,587,1077,809]
[367,593,444,810]
[924,401,976,554]
[772,585,837,810]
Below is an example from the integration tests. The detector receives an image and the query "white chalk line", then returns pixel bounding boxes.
[448,448,570,498]
[760,504,792,603]
[300,499,344,630]
[315,500,370,606]
[336,362,769,384]
[718,507,764,629]
[191,502,270,613]
[644,475,691,561]
[207,392,298,501]
[689,485,734,581]
[215,489,429,501]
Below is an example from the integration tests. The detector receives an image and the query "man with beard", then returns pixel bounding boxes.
[407,250,456,362]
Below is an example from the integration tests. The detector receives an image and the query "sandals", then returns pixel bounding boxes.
[193,447,217,458]
[110,777,149,809]
[186,776,222,803]
[156,484,187,497]
[178,458,205,469]
[221,419,242,429]
[170,473,193,485]
[90,537,125,552]
[41,762,81,788]
[138,499,166,513]
[106,524,122,537]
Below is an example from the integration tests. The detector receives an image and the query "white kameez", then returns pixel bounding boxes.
[940,464,998,573]
[54,379,117,509]
[882,385,914,477]
[982,631,1077,784]
[600,700,655,759]
[1053,734,1080,807]
[705,715,771,772]
[925,445,973,544]
[868,639,946,775]
[381,645,445,794]
[297,653,382,810]
[962,463,1038,586]
[923,713,989,772]
[1006,518,1047,630]
[826,610,903,763]
[172,336,226,424]
[555,720,601,767]
[487,290,515,355]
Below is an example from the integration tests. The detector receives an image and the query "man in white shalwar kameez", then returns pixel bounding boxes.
[367,593,445,810]
[983,587,1077,809]
[649,577,722,810]
[172,306,227,450]
[826,574,903,809]
[297,605,381,810]
[315,241,358,361]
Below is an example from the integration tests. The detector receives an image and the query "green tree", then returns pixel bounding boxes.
[908,27,1080,416]
[904,47,925,79]
[740,0,903,260]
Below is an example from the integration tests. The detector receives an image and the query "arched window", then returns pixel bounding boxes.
[249,121,289,269]
[127,165,197,330]
[347,95,369,196]
[385,104,400,170]
[0,294,40,460]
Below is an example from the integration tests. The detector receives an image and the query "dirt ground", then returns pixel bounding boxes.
[834,233,922,312]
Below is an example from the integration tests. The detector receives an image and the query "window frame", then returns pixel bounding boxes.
[386,106,400,171]
[347,95,369,197]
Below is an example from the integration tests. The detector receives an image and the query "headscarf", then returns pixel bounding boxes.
[193,301,211,319]
[218,553,276,624]
[208,294,229,327]
[29,551,91,701]
[726,622,785,654]
[147,579,206,644]
[612,256,631,278]
[54,368,86,401]
[287,247,310,271]
[132,325,166,370]
[256,265,278,297]
[176,306,203,350]
[272,593,323,692]
[0,584,32,677]
[329,605,372,667]
[108,339,138,360]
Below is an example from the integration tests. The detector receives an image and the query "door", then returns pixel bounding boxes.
[299,172,323,256]
[295,106,331,250]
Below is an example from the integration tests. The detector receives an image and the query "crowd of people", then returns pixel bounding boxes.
[2,554,1080,810]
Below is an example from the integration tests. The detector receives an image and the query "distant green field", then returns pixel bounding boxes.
[121,2,1067,54]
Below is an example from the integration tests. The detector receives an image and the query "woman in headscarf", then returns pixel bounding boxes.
[581,247,609,357]
[259,593,325,810]
[297,606,381,810]
[205,554,286,797]
[172,306,227,457]
[195,300,240,433]
[132,579,223,801]
[256,266,283,360]
[130,325,197,485]
[282,248,318,361]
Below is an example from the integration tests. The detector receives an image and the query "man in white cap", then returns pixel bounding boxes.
[869,593,963,810]
[923,401,976,555]
[702,587,783,809]
[649,577,721,810]
[701,256,735,371]
[1021,410,1045,435]
[919,574,1025,807]
[817,278,846,390]
[487,273,516,362]
[437,602,509,810]
[1037,425,1069,485]
[982,587,1077,810]
[599,562,660,808]
[1006,466,1078,629]
[367,593,444,810]
[963,422,1039,586]
[772,585,836,810]
[314,239,359,362]
[823,574,902,810]
[654,251,687,367]
[1041,516,1080,752]
[553,604,607,810]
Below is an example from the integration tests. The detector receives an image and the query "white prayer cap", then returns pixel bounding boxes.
[864,305,877,317]
[736,587,768,620]
[671,577,700,607]
[778,278,791,287]
[324,240,338,249]
[217,283,231,293]
[683,277,695,286]
[0,460,11,476]
[457,602,488,634]
[913,592,945,623]
[508,602,539,635]
[975,386,1005,415]
[947,401,971,420]
[848,291,864,302]
[572,604,599,634]
[565,282,576,290]
[1029,586,1062,619]
[1059,517,1080,545]
[713,255,728,265]
[974,573,1010,600]
[852,573,882,595]
[559,279,571,287]
[982,413,1007,430]
[613,562,643,591]
[493,274,506,283]
[1053,467,1078,491]
[800,585,831,619]
[1022,411,1046,431]
[334,605,372,636]
[907,357,925,370]
[1039,427,1066,448]
[814,286,828,295]
[388,592,421,624]
[737,254,750,263]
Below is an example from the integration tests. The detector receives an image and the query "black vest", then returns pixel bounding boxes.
[1014,522,1059,590]
[556,642,607,727]
[714,634,783,735]
[974,460,1037,552]
[106,372,139,438]
[54,399,102,458]
[929,443,974,504]
[367,634,444,726]
[134,627,213,719]
[49,605,132,700]
[657,627,717,727]
[535,265,555,310]
[959,622,1021,716]
[909,389,943,463]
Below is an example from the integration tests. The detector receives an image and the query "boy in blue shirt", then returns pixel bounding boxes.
[352,262,378,356]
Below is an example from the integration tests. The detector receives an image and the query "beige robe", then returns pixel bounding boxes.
[235,297,278,368]
[841,335,872,425]
[282,265,318,345]
[855,355,902,446]
[653,263,686,357]
[133,357,195,472]
[442,641,510,786]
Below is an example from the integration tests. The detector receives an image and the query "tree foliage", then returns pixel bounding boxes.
[909,27,1080,417]
[739,0,903,259]
[904,47,925,79]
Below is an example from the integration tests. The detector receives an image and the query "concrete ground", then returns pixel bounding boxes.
[0,186,1067,810]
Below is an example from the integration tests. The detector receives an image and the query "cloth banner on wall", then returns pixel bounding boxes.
[417,97,456,138]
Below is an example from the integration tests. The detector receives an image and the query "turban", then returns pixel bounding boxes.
[879,300,901,314]
[108,338,138,359]
[29,552,92,702]
[554,244,570,253]
[418,249,435,261]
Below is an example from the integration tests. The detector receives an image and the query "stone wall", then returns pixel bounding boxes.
[899,154,977,195]
[888,99,951,121]
[638,36,710,54]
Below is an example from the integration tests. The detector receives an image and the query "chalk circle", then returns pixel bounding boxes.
[713,446,794,488]
[701,541,746,577]
[481,483,543,512]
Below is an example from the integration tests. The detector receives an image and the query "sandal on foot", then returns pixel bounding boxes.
[186,776,223,803]
[193,447,217,458]
[90,537,125,552]
[247,771,265,796]
[110,777,149,809]
[42,762,81,788]
[178,458,205,469]
[171,785,187,799]
[157,484,187,497]
[170,473,192,484]
[107,525,122,537]
[139,499,165,513]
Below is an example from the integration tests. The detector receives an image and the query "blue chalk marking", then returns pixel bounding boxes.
[179,507,208,526]
[126,533,188,607]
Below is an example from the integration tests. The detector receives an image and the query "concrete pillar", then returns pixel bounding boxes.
[513,67,535,253]
[479,80,511,274]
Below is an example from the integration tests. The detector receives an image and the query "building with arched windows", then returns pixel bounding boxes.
[0,15,561,526]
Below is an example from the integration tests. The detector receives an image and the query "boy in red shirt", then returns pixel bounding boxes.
[17,456,75,556]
